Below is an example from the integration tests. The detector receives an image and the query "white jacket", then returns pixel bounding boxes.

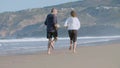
[64,17,80,30]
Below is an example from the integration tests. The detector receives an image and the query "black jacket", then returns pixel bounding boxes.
[45,14,57,32]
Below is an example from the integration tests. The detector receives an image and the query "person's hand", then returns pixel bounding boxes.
[55,24,60,29]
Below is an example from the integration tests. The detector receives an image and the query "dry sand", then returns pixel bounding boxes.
[0,43,120,68]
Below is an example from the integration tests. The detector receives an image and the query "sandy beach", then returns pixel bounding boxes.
[0,43,120,68]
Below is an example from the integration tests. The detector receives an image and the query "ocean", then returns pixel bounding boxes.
[0,36,120,56]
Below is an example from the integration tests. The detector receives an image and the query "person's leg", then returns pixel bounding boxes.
[48,38,52,54]
[73,30,77,53]
[47,32,52,54]
[53,30,58,42]
[51,37,57,49]
[68,30,73,50]
[69,40,73,50]
[51,30,58,49]
[73,42,77,53]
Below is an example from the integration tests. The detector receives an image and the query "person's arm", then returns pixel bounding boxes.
[53,15,60,29]
[64,18,69,28]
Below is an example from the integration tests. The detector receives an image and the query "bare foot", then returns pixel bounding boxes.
[73,50,77,54]
[48,51,51,55]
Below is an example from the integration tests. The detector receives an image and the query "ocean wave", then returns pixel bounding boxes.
[0,38,48,42]
[78,38,113,44]
[0,36,120,43]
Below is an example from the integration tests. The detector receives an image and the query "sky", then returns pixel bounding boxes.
[0,0,79,13]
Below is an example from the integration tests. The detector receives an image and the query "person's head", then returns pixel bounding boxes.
[70,10,77,17]
[51,8,58,15]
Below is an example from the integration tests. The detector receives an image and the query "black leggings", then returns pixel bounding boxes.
[68,30,77,42]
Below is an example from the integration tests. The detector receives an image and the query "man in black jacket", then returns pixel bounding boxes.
[44,8,58,54]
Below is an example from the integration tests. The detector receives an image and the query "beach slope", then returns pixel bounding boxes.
[0,43,120,68]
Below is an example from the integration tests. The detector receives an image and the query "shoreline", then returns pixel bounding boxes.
[0,36,120,56]
[0,42,120,68]
[0,38,120,56]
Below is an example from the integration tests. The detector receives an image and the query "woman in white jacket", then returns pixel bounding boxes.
[64,10,80,53]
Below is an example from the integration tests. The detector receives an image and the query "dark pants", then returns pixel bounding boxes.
[68,30,77,42]
[47,31,58,39]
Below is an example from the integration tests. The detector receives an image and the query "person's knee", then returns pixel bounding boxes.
[54,37,58,42]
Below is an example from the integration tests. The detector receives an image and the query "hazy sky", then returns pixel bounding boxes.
[0,0,79,13]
